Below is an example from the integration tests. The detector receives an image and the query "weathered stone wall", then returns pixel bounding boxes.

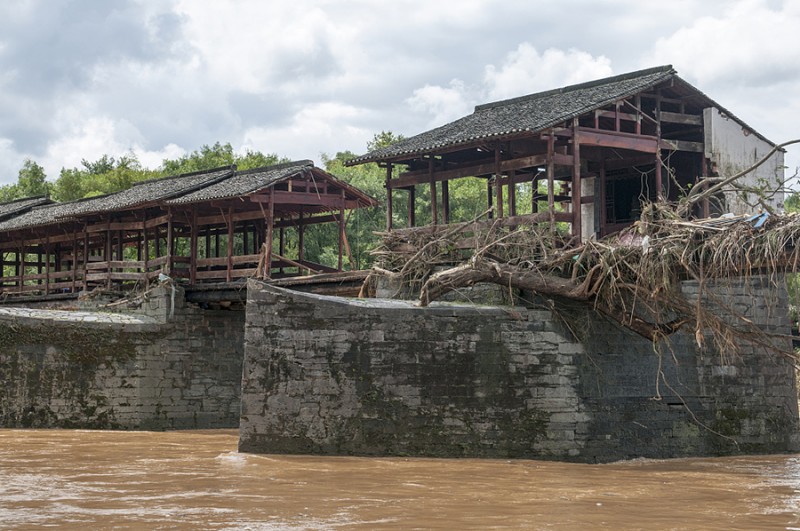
[0,287,245,429]
[240,278,799,462]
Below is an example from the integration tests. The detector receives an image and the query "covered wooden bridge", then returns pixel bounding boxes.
[0,161,377,297]
[347,65,783,241]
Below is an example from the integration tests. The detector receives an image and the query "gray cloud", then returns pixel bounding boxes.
[0,0,795,185]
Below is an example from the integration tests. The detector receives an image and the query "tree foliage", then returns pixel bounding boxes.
[0,159,51,201]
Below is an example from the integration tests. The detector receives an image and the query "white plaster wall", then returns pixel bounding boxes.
[581,176,596,241]
[703,107,784,215]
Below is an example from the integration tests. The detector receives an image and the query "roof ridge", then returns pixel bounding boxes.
[235,160,313,176]
[0,195,49,205]
[475,64,675,112]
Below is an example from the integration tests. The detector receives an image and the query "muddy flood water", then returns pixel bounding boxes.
[2,429,800,530]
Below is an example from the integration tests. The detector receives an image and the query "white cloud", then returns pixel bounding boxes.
[406,80,475,128]
[649,0,800,86]
[484,44,613,101]
[241,102,374,164]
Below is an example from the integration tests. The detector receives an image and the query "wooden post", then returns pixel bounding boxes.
[19,245,24,293]
[82,226,89,292]
[635,95,642,135]
[442,180,450,223]
[71,228,78,293]
[655,98,663,200]
[547,131,556,232]
[298,211,305,262]
[105,218,112,288]
[190,206,198,285]
[487,179,494,219]
[338,190,345,271]
[142,218,149,281]
[166,210,174,276]
[225,207,233,282]
[508,169,516,217]
[265,192,274,278]
[385,164,394,231]
[571,117,582,241]
[494,145,503,218]
[279,225,285,275]
[44,236,50,295]
[407,187,416,227]
[429,157,438,224]
[599,160,607,237]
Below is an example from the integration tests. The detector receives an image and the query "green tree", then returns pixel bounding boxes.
[52,153,157,201]
[160,142,285,175]
[0,159,50,201]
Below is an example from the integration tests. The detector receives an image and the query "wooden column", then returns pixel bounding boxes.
[19,246,24,292]
[599,160,607,237]
[385,164,394,231]
[338,190,345,271]
[44,237,50,295]
[264,193,274,278]
[105,218,112,288]
[442,180,450,223]
[508,169,516,217]
[429,157,438,224]
[279,225,285,274]
[487,179,494,219]
[225,207,233,282]
[166,210,174,276]
[82,226,89,292]
[407,188,416,227]
[142,217,149,281]
[71,228,78,293]
[655,98,663,200]
[494,145,503,218]
[298,211,305,262]
[190,206,198,285]
[571,117,582,240]
[547,131,556,231]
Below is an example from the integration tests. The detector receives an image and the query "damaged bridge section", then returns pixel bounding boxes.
[240,279,799,462]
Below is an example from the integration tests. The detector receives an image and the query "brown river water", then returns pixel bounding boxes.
[2,429,800,530]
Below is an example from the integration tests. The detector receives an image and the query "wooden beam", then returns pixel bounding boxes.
[575,128,659,153]
[393,153,573,188]
[660,139,704,153]
[659,111,702,126]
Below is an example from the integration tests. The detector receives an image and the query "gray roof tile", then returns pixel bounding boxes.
[0,196,51,221]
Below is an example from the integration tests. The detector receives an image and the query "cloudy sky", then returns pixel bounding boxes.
[0,0,798,186]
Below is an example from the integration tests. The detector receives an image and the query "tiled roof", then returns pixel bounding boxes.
[0,196,51,221]
[0,160,378,233]
[166,161,311,205]
[0,166,234,231]
[347,65,677,165]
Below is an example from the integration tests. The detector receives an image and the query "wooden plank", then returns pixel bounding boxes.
[659,111,702,126]
[660,139,704,152]
[251,191,361,209]
[595,109,638,122]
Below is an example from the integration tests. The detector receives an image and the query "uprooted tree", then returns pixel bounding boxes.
[363,140,800,364]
